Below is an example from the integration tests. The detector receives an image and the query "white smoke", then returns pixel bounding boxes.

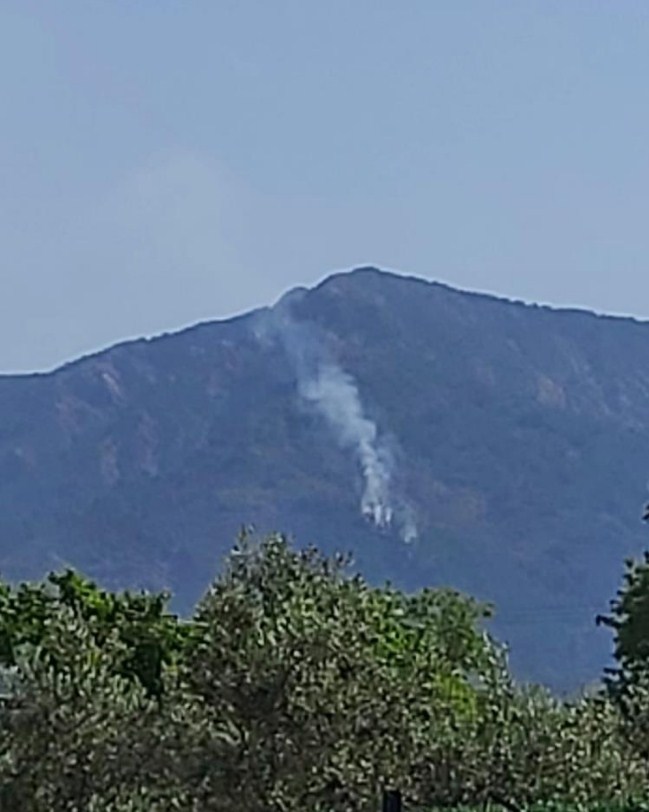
[299,362,394,529]
[396,502,418,544]
[252,300,418,542]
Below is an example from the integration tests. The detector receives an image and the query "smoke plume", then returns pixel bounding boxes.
[253,296,417,542]
[299,362,394,528]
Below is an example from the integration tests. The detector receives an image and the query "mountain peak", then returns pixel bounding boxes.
[1,268,648,692]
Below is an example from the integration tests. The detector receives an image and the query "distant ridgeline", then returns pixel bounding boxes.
[1,266,649,692]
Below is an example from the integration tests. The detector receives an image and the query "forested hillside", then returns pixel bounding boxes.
[2,267,649,690]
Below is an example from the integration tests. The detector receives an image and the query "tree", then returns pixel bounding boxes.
[0,569,189,697]
[597,551,649,696]
[181,531,507,811]
[0,532,647,810]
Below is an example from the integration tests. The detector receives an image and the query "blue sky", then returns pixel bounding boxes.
[3,1,649,372]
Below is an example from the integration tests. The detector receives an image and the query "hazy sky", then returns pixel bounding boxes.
[3,2,649,372]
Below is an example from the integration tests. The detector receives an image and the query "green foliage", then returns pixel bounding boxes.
[597,551,649,689]
[0,533,648,810]
[0,601,223,811]
[183,533,503,810]
[0,569,190,697]
[595,549,649,764]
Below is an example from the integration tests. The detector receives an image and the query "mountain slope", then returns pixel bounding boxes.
[2,267,649,691]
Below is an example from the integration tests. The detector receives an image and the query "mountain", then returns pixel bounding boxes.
[2,267,649,691]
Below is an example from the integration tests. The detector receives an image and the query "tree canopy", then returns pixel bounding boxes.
[0,532,647,811]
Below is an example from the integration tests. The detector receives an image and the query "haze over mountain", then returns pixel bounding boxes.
[2,267,648,691]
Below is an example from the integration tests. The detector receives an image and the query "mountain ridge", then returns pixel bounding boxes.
[2,266,649,692]
[6,265,649,381]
